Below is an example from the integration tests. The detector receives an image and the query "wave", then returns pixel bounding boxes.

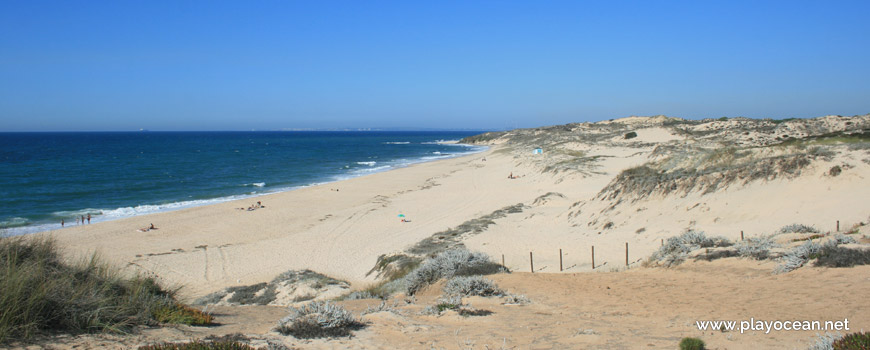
[421,139,462,145]
[3,144,489,236]
[0,217,30,229]
[383,141,410,144]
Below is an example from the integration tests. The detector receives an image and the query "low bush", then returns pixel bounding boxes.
[274,301,363,339]
[443,276,503,297]
[403,249,499,295]
[0,236,206,343]
[679,337,706,350]
[814,246,870,268]
[810,332,844,350]
[778,224,819,234]
[502,294,531,305]
[736,235,779,260]
[421,295,464,315]
[775,241,828,274]
[648,231,732,267]
[832,331,870,349]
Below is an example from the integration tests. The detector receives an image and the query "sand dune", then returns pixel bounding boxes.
[29,114,870,349]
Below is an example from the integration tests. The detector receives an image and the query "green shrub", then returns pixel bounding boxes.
[679,337,706,350]
[833,332,870,350]
[0,236,206,343]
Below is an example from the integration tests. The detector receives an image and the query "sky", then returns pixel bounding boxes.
[1,1,868,131]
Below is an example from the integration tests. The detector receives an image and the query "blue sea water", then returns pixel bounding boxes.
[0,131,486,235]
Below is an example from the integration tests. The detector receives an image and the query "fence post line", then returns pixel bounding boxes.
[591,246,595,269]
[530,252,534,273]
[625,242,629,267]
[559,249,563,271]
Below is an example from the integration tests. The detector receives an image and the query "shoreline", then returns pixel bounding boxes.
[4,143,487,237]
[41,146,507,298]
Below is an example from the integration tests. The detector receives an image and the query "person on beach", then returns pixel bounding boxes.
[61,219,64,227]
[81,215,85,224]
[149,223,155,230]
[87,214,91,224]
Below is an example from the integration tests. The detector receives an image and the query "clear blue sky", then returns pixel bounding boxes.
[1,1,868,131]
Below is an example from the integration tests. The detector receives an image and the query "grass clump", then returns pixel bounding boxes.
[832,331,870,349]
[679,337,706,350]
[443,276,503,297]
[274,301,363,339]
[403,249,502,295]
[0,236,207,343]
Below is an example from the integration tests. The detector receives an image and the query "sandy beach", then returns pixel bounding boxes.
[26,115,870,348]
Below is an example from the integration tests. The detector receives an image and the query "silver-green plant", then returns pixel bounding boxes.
[275,301,362,338]
[443,276,503,297]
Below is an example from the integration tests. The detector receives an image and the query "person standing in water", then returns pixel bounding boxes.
[87,214,91,224]
[61,219,64,227]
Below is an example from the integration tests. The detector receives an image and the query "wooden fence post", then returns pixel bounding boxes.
[559,249,563,271]
[837,220,840,232]
[501,254,505,267]
[530,252,534,273]
[625,242,629,267]
[591,246,595,269]
[741,231,744,241]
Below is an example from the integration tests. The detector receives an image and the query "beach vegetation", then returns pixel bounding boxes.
[138,341,259,350]
[775,240,829,274]
[408,203,525,256]
[195,269,349,306]
[443,276,503,297]
[832,331,870,349]
[138,336,291,350]
[361,300,400,316]
[778,224,820,234]
[403,249,501,295]
[678,337,706,350]
[736,235,779,260]
[813,246,870,268]
[810,332,844,350]
[274,301,363,339]
[647,230,732,267]
[0,235,210,343]
[502,294,531,305]
[624,131,637,139]
[366,253,422,281]
[458,132,507,144]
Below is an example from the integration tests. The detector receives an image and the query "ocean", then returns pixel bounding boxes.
[0,131,487,235]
